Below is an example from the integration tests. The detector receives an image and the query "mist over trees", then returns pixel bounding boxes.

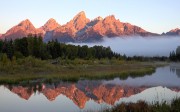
[1,35,178,62]
[73,37,180,57]
[0,35,121,60]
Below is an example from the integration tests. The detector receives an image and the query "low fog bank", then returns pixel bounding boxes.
[69,36,180,57]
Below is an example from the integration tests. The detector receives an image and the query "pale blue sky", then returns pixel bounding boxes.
[0,0,180,34]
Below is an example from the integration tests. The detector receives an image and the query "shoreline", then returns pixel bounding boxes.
[0,57,166,84]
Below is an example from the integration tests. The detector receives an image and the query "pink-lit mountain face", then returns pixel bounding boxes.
[0,18,60,40]
[40,18,60,32]
[0,11,179,42]
[46,11,158,42]
[1,19,44,40]
[165,28,180,36]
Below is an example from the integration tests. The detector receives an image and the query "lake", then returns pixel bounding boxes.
[0,64,180,112]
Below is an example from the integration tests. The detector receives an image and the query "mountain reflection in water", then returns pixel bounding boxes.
[3,80,180,109]
[0,65,180,112]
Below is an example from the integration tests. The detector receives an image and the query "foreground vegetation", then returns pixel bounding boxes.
[0,54,164,84]
[102,98,180,112]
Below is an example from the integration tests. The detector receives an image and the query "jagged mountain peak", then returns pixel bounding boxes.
[94,16,103,21]
[17,19,35,29]
[87,16,103,26]
[170,28,180,32]
[41,18,60,31]
[71,11,90,31]
[73,11,86,20]
[2,19,44,40]
[47,18,57,23]
[19,19,31,23]
[104,15,116,21]
[165,28,180,36]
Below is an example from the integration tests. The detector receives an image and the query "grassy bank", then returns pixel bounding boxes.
[102,98,180,112]
[0,56,166,84]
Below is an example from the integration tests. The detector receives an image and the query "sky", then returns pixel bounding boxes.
[0,0,180,34]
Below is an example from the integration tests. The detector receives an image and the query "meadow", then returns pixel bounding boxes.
[0,56,164,84]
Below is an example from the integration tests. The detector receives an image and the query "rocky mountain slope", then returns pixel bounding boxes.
[165,28,180,36]
[0,11,179,42]
[40,18,60,32]
[45,11,158,42]
[1,19,44,40]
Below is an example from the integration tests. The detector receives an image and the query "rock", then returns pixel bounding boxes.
[1,19,44,40]
[165,28,180,36]
[40,18,60,32]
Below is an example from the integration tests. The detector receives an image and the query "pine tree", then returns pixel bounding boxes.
[7,40,14,60]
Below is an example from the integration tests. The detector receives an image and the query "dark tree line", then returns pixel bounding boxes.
[0,36,121,60]
[169,46,180,61]
[0,35,174,61]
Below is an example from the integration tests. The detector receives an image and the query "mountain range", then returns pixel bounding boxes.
[0,11,179,42]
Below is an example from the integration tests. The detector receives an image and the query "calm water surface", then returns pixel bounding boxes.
[0,65,180,112]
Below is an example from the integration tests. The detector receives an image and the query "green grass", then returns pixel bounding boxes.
[0,56,167,84]
[101,98,180,112]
